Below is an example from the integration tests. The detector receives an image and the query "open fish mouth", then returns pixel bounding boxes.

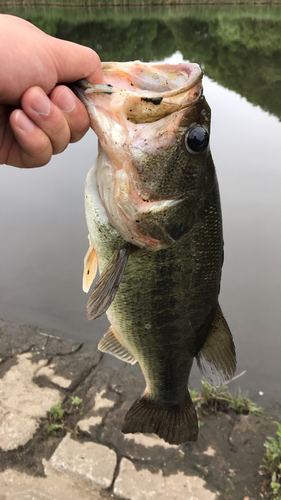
[74,61,208,251]
[73,61,203,123]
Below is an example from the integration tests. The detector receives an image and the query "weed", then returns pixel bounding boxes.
[49,402,64,420]
[189,382,263,417]
[47,423,63,434]
[227,387,263,416]
[190,388,199,402]
[47,402,65,434]
[190,388,204,425]
[47,398,83,435]
[261,421,281,498]
[71,396,83,407]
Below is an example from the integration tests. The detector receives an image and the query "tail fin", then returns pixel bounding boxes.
[122,392,198,445]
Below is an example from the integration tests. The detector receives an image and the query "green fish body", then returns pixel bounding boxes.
[76,61,236,445]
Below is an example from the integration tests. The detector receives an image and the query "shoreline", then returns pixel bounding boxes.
[0,317,280,498]
[1,1,281,7]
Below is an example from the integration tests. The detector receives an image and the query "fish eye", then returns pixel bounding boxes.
[184,126,209,154]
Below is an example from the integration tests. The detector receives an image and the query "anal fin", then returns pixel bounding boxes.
[98,325,137,365]
[196,304,236,387]
[82,235,98,293]
[87,244,131,320]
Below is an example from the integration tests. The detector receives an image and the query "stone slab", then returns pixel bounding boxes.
[0,321,83,359]
[49,433,117,489]
[0,353,62,417]
[78,415,103,431]
[75,363,119,436]
[0,412,39,451]
[8,491,54,500]
[35,346,101,391]
[0,403,5,421]
[35,364,72,388]
[0,353,62,450]
[0,322,43,358]
[114,458,218,500]
[0,468,105,500]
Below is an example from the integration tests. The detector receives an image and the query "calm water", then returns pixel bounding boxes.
[1,6,281,406]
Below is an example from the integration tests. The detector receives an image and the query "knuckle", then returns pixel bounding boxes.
[24,135,52,167]
[44,112,71,154]
[69,120,88,143]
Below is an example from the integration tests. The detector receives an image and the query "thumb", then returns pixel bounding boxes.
[52,38,104,85]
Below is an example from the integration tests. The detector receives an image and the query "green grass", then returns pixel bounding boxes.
[47,398,83,434]
[71,396,83,407]
[49,402,65,420]
[190,381,263,417]
[47,402,65,433]
[261,422,281,498]
[47,423,64,433]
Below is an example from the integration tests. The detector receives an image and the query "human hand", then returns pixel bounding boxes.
[0,15,103,168]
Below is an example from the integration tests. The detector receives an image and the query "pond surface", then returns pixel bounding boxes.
[1,5,281,406]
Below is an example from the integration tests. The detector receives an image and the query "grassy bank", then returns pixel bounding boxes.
[2,4,281,24]
[1,0,281,6]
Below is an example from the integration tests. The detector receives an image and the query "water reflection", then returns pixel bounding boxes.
[1,7,281,405]
[3,5,281,119]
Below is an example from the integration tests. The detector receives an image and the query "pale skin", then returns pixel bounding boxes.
[0,14,104,168]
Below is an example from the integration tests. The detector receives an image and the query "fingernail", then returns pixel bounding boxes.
[56,88,76,113]
[31,90,51,116]
[15,110,35,133]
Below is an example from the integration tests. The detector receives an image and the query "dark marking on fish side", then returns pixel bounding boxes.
[141,97,163,105]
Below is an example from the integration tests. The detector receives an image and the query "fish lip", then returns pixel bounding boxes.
[73,62,203,100]
[72,62,204,125]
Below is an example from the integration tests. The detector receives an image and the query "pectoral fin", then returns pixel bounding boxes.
[87,245,131,320]
[196,304,236,387]
[98,325,137,364]
[82,236,98,293]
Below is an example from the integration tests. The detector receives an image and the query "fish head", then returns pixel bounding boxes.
[75,61,213,250]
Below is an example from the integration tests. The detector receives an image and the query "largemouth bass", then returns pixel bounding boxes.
[74,61,236,445]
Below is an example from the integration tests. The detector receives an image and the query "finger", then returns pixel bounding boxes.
[21,86,71,155]
[8,109,53,168]
[0,104,13,165]
[53,40,104,85]
[49,85,90,143]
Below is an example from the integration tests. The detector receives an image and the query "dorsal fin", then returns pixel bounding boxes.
[82,236,98,293]
[98,326,137,365]
[196,304,236,387]
[87,245,131,320]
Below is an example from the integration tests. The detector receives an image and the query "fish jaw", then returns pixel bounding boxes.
[75,61,203,126]
[75,62,209,250]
